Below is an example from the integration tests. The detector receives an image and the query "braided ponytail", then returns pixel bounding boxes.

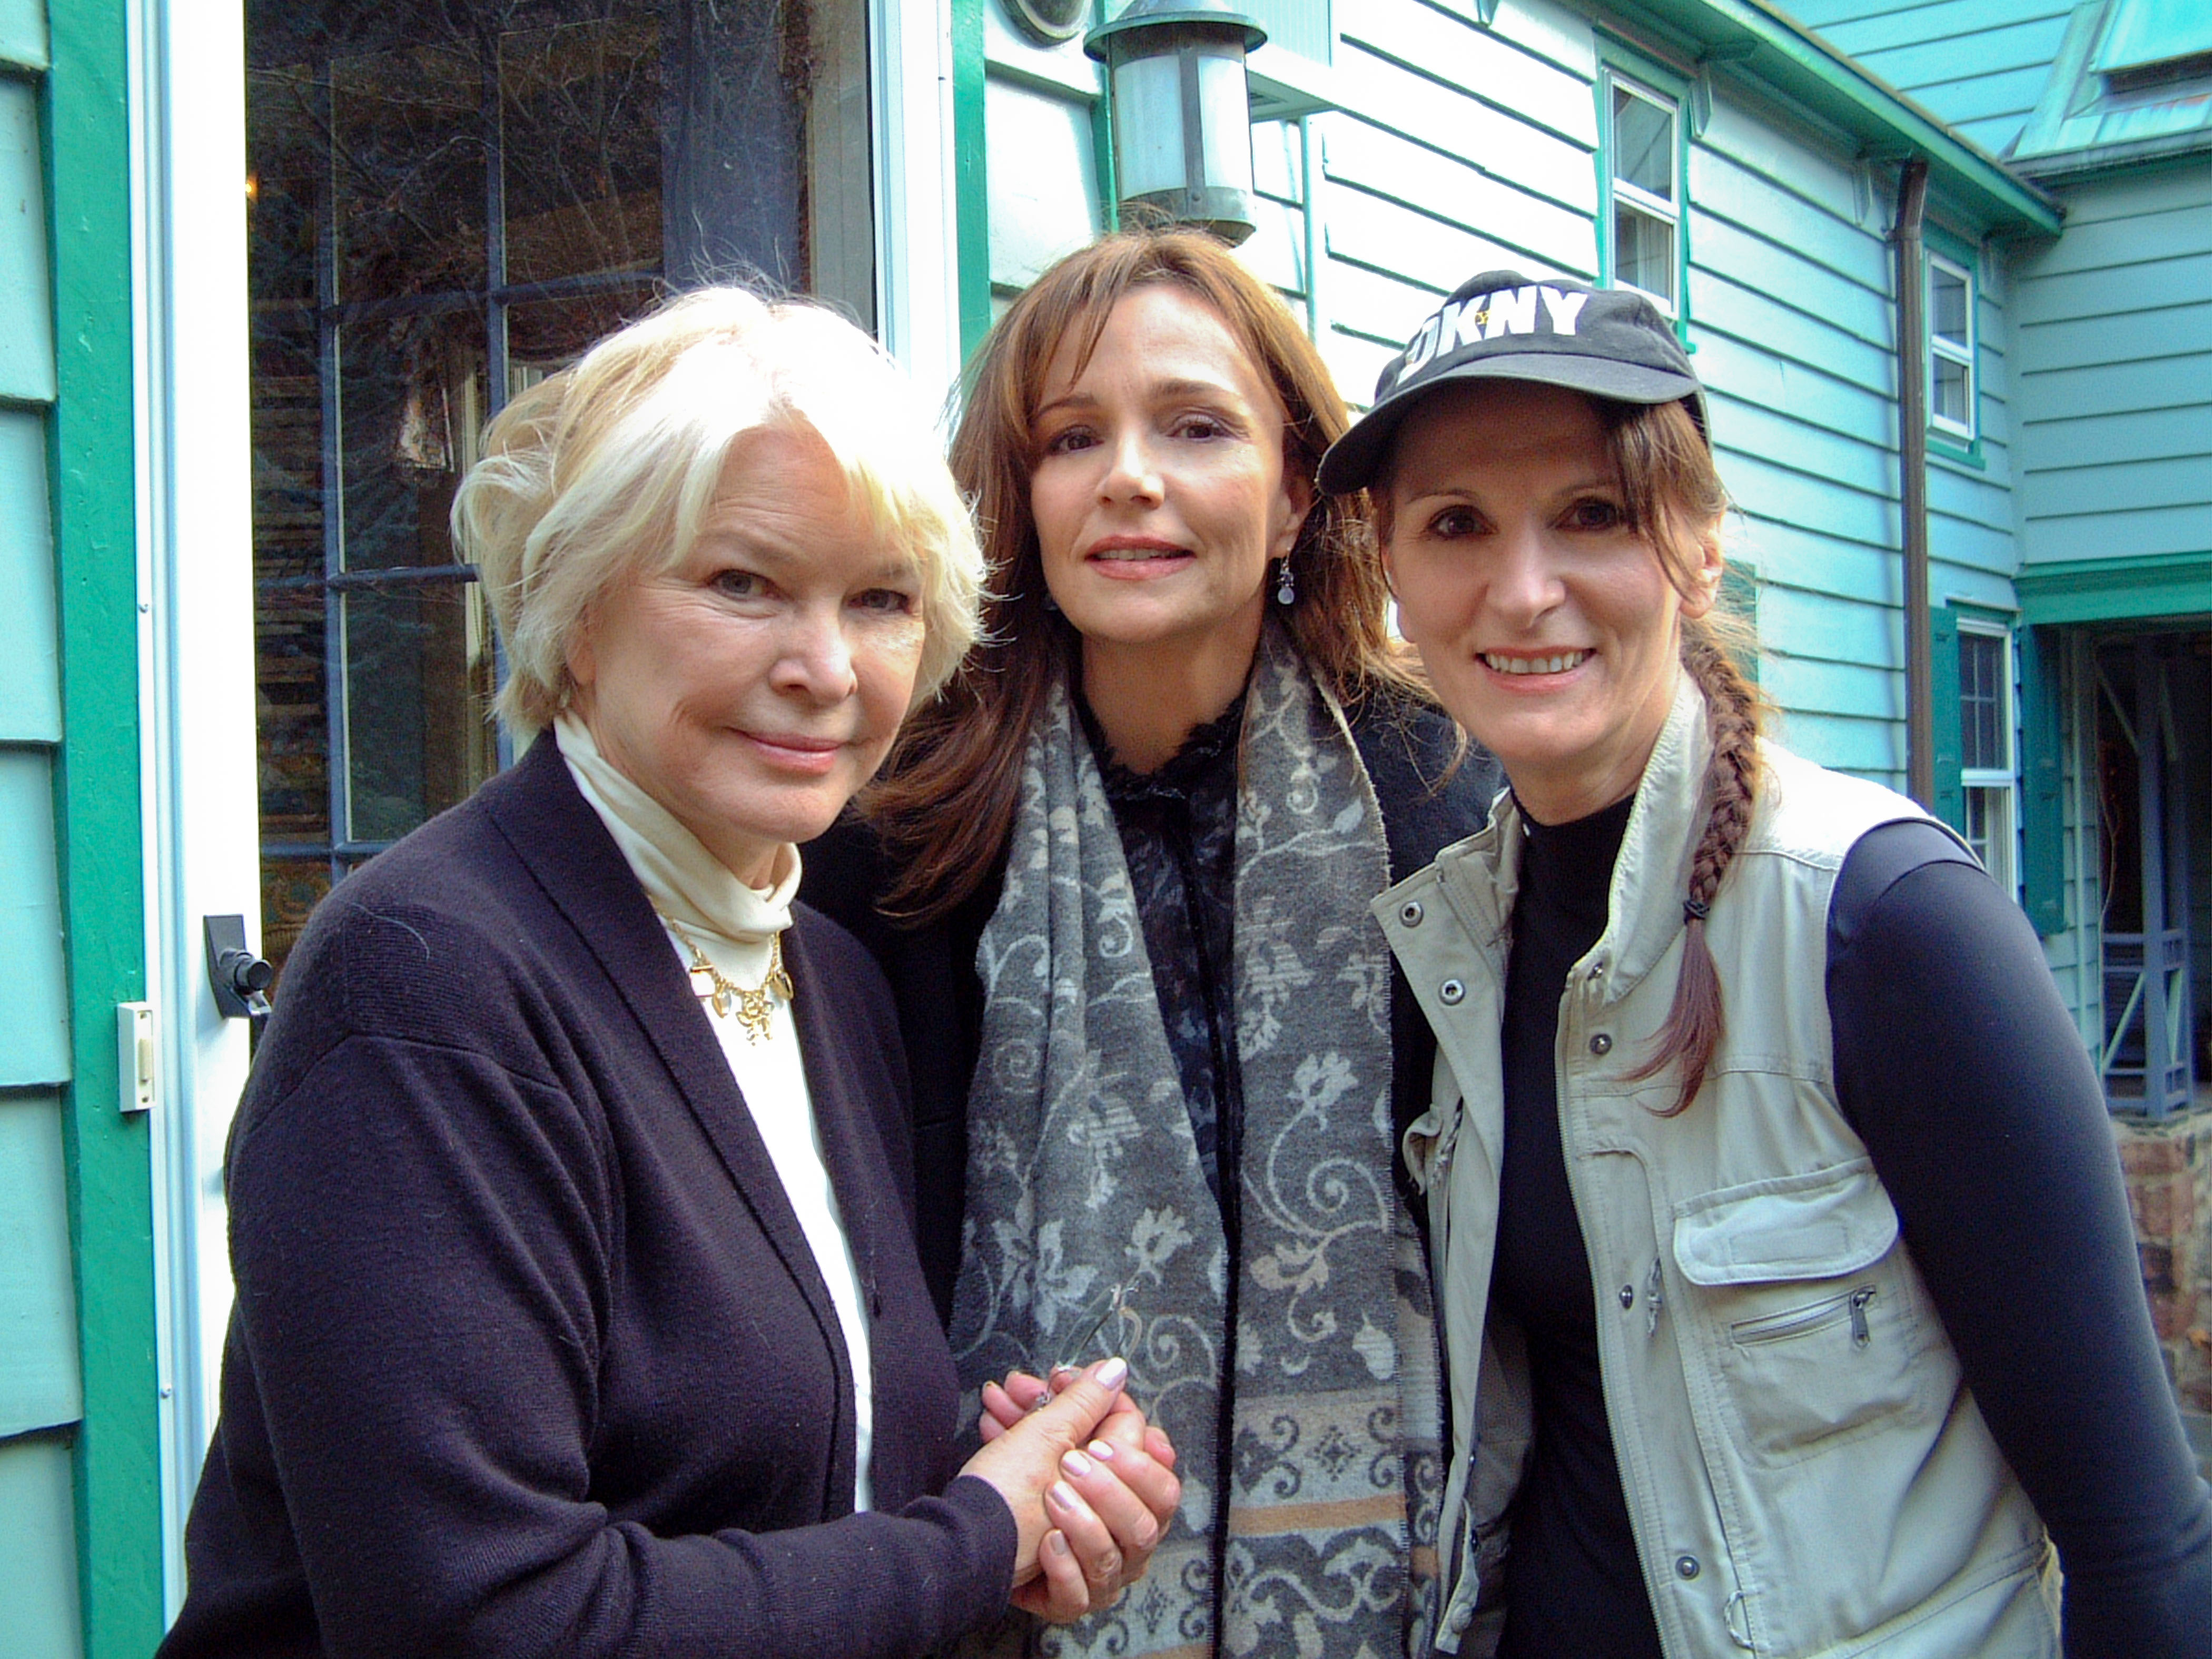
[1625,619,1764,1115]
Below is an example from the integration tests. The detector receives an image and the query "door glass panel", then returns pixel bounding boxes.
[337,311,487,571]
[331,42,488,303]
[342,582,499,844]
[500,15,665,286]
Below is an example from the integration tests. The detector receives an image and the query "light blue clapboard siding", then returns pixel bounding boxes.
[1691,271,1894,399]
[1321,189,1582,319]
[1692,215,1894,353]
[0,410,58,745]
[0,747,68,1089]
[0,1433,84,1659]
[1329,42,1596,216]
[2020,402,2212,471]
[1738,519,1898,610]
[2021,350,2212,422]
[1322,120,1593,271]
[1771,708,1904,782]
[0,1090,80,1438]
[1340,0,1597,152]
[2014,251,2212,327]
[0,73,55,403]
[2025,501,2212,562]
[2017,197,2212,280]
[2020,299,2212,370]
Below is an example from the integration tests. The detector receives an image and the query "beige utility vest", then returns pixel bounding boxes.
[1375,679,2057,1658]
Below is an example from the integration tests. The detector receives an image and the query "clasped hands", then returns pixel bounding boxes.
[959,1357,1181,1623]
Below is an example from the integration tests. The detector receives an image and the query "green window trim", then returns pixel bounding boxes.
[1929,605,1964,834]
[953,0,992,365]
[2018,623,2067,936]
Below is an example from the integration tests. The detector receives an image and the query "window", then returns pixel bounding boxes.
[1928,251,1976,441]
[1958,625,2014,893]
[1602,71,1683,319]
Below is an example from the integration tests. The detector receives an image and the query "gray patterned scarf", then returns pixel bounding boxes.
[951,625,1443,1659]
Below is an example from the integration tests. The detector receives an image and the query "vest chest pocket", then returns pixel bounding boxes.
[1671,1161,1942,1465]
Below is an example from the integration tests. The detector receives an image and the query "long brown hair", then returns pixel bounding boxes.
[1598,396,1766,1117]
[865,228,1425,921]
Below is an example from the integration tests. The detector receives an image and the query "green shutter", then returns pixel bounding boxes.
[2019,624,2066,935]
[1930,605,1963,832]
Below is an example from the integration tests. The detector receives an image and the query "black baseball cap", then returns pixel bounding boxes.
[1317,270,1707,495]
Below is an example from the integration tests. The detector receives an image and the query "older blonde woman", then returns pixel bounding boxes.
[159,289,1178,1659]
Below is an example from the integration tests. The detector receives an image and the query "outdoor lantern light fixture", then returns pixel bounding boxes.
[1084,0,1268,246]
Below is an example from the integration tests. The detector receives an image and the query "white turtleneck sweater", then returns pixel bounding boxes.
[556,715,875,1510]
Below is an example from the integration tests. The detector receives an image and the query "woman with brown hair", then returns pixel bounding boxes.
[803,230,1501,1658]
[1325,268,2212,1657]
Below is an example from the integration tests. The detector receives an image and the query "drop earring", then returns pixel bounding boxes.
[1275,559,1297,607]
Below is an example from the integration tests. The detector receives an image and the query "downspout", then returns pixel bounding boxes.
[1891,157,1933,806]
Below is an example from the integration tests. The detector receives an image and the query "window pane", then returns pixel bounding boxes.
[1964,786,1990,868]
[507,285,658,386]
[1612,85,1675,202]
[1960,631,2005,771]
[1930,262,1969,347]
[336,312,487,572]
[1932,350,1972,429]
[1614,202,1675,307]
[501,15,665,286]
[330,39,488,304]
[342,581,499,843]
[260,857,334,989]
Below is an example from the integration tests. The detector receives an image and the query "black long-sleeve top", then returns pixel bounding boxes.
[1493,806,2212,1659]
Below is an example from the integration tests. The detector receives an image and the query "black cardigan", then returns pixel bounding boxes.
[159,736,1016,1659]
[804,687,1502,1318]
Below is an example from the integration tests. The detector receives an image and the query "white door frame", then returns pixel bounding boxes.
[872,0,965,414]
[129,0,260,1616]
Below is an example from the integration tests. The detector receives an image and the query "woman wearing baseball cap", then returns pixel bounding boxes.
[1322,270,2212,1657]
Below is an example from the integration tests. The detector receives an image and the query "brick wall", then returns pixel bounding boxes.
[2112,1107,2212,1472]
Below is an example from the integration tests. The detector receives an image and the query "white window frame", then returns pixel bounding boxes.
[1958,622,2016,894]
[1928,250,1977,442]
[1603,70,1683,319]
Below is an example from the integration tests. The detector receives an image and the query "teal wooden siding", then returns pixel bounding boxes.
[0,1435,84,1657]
[1783,1,2076,157]
[2013,163,2212,572]
[1322,0,1597,400]
[2,27,94,1654]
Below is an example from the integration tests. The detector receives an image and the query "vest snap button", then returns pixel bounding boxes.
[1400,900,1425,926]
[1618,1285,1635,1309]
[1675,1554,1701,1580]
[1589,1032,1613,1055]
[1439,979,1466,1004]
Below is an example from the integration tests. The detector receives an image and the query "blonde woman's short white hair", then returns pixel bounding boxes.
[453,286,984,740]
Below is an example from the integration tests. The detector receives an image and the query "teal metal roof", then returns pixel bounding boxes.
[2015,1,2212,177]
[1605,0,2063,235]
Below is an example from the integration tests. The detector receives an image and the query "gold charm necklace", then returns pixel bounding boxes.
[661,915,794,1043]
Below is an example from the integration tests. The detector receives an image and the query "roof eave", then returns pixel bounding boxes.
[1598,0,2065,237]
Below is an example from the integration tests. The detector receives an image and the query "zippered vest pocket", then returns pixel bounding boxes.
[1673,1161,1939,1465]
